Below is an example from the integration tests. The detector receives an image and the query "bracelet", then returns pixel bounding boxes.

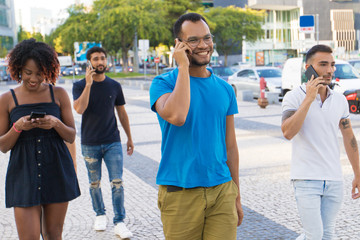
[12,123,22,133]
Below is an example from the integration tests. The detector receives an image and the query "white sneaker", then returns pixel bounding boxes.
[296,233,306,240]
[114,222,133,239]
[93,215,107,231]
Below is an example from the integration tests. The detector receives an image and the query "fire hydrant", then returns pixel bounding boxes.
[258,77,268,108]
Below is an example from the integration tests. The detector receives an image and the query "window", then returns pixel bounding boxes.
[238,70,249,77]
[257,69,282,78]
[334,64,360,79]
[0,36,13,50]
[248,70,256,79]
[0,9,8,27]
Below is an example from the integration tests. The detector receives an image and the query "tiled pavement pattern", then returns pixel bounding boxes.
[0,80,359,239]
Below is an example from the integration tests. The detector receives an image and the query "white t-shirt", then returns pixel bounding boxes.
[282,84,349,180]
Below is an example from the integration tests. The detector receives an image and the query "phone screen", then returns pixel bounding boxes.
[305,65,319,81]
[30,111,46,119]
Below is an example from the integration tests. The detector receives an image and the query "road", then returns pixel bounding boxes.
[0,80,359,239]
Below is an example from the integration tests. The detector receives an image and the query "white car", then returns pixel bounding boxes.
[332,59,360,94]
[228,67,282,99]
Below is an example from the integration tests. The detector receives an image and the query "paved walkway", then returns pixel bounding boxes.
[0,80,359,239]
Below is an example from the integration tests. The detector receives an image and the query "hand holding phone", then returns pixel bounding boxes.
[30,111,46,119]
[174,38,192,67]
[305,65,319,81]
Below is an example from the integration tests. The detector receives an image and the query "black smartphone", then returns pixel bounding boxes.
[30,111,46,119]
[305,65,319,81]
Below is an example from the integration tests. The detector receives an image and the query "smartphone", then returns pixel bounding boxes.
[30,111,46,119]
[87,60,93,70]
[305,65,319,81]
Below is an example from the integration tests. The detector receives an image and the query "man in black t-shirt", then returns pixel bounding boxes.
[72,47,134,239]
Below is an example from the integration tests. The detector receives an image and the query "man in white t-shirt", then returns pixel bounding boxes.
[281,44,360,239]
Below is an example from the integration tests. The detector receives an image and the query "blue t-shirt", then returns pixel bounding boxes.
[149,68,238,188]
[72,76,125,145]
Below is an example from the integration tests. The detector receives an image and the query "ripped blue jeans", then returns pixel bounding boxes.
[81,142,125,224]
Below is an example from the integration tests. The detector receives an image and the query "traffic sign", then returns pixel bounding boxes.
[154,57,160,63]
[138,39,149,51]
[300,15,315,33]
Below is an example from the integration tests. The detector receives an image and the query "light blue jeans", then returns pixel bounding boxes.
[293,180,343,240]
[81,142,125,224]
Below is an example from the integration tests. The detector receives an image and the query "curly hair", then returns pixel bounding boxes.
[6,38,60,84]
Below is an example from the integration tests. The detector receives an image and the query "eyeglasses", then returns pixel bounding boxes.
[179,34,214,48]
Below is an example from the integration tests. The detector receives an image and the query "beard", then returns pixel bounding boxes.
[191,58,210,66]
[190,47,214,66]
[95,65,107,74]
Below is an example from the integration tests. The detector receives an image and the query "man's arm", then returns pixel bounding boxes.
[154,39,191,126]
[339,118,360,199]
[115,105,134,156]
[73,68,96,114]
[225,115,243,226]
[281,77,322,140]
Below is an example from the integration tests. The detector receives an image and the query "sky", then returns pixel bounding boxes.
[13,0,93,33]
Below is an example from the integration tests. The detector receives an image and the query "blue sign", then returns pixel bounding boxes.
[74,42,102,63]
[300,15,314,27]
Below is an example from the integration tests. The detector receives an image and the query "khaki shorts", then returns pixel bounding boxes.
[158,180,238,240]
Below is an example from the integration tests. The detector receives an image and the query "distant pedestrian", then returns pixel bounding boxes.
[72,46,134,238]
[281,44,360,239]
[0,38,80,239]
[150,13,243,239]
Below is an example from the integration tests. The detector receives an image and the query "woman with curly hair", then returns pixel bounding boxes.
[0,38,80,239]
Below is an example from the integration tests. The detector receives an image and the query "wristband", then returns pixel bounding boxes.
[12,123,22,133]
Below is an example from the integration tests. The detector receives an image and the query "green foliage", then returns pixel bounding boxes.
[48,4,97,54]
[203,6,265,65]
[17,25,45,43]
[0,45,7,58]
[47,1,263,67]
[161,0,202,46]
[62,71,145,80]
[92,0,169,72]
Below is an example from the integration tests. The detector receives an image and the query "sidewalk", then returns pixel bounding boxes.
[0,82,359,239]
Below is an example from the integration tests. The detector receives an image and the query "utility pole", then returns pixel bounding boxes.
[133,30,139,73]
[316,14,319,45]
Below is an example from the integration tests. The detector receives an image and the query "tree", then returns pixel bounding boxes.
[160,0,202,47]
[93,0,168,72]
[203,6,265,66]
[17,25,45,43]
[17,26,30,42]
[48,4,96,55]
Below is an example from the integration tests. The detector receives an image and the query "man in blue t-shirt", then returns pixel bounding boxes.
[150,13,243,239]
[72,47,133,239]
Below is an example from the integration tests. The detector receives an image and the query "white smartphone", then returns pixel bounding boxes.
[87,60,93,70]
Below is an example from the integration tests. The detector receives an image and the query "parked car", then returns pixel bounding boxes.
[332,59,360,94]
[211,66,237,81]
[281,57,360,96]
[109,65,123,73]
[62,66,79,76]
[0,66,9,81]
[162,67,176,73]
[344,89,360,113]
[348,59,360,74]
[228,67,282,99]
[232,62,251,70]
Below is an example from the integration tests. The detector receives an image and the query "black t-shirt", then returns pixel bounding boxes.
[72,76,125,145]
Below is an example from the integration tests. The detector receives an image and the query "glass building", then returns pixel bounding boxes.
[0,0,16,52]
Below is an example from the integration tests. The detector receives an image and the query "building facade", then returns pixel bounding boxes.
[245,0,360,66]
[0,0,16,52]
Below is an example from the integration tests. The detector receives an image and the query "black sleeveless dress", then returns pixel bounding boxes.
[5,84,80,207]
